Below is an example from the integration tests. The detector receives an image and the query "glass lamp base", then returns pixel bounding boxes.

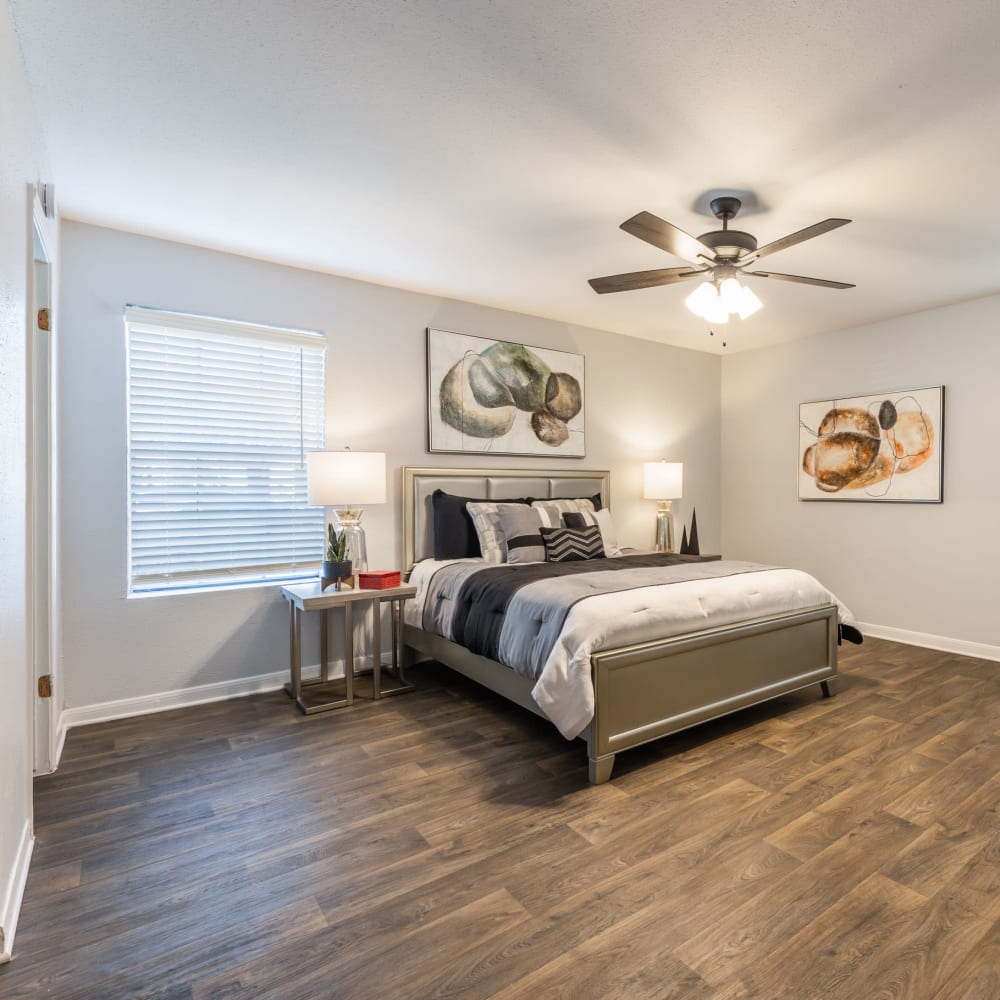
[654,501,675,553]
[334,508,369,573]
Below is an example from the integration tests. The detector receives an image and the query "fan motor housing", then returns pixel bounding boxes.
[697,228,758,261]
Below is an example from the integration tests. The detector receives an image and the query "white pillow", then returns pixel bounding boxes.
[594,508,622,557]
[562,507,622,557]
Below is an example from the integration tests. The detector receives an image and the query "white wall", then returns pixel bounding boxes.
[0,3,55,961]
[721,294,1000,653]
[58,221,722,712]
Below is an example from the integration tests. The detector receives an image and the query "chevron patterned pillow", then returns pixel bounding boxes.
[539,525,605,562]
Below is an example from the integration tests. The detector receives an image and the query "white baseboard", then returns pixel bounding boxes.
[858,621,1000,662]
[60,653,393,731]
[0,820,34,964]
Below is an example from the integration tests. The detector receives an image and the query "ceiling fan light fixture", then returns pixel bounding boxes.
[687,276,758,323]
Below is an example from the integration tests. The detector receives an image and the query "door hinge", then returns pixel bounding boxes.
[38,674,52,698]
[40,182,56,218]
[38,308,51,331]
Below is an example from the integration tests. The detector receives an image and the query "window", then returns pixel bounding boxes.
[125,306,326,594]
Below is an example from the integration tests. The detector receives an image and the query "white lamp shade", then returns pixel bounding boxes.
[307,451,387,506]
[643,461,683,500]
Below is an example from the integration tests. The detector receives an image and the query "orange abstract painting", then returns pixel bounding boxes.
[799,387,943,501]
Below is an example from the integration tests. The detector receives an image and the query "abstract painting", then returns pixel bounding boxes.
[799,386,944,502]
[427,328,585,457]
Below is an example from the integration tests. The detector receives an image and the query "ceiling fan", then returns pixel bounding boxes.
[588,196,854,322]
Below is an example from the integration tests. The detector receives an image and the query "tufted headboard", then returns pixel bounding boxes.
[402,466,611,576]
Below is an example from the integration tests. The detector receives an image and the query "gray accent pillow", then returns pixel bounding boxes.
[499,505,560,564]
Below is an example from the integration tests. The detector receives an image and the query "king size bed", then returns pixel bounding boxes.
[401,466,859,784]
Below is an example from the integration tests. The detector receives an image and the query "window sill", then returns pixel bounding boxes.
[127,573,320,600]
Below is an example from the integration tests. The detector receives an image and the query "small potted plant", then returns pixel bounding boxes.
[321,524,352,590]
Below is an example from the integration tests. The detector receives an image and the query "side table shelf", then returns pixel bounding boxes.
[281,581,418,715]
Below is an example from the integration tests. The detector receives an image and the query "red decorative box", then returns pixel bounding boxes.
[358,570,401,589]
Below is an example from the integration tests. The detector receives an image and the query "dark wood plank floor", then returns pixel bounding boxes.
[2,638,998,999]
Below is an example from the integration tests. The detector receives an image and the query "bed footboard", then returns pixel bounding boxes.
[586,604,838,782]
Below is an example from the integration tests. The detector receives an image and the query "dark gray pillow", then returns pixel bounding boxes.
[431,490,482,560]
[540,525,605,562]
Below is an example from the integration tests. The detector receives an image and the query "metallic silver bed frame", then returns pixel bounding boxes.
[402,467,837,784]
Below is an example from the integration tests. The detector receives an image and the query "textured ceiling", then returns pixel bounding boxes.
[10,0,1000,353]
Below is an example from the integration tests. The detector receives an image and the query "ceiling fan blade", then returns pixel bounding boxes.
[620,212,717,266]
[748,270,855,289]
[588,267,706,294]
[749,218,851,262]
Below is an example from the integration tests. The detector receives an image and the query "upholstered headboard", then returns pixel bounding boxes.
[402,466,611,575]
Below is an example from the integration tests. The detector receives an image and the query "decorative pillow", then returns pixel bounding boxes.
[467,501,534,563]
[530,497,597,528]
[529,493,603,512]
[562,508,622,557]
[540,525,605,562]
[498,504,561,564]
[431,490,482,560]
[431,491,528,560]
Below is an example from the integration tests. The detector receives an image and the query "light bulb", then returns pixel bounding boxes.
[719,277,744,313]
[737,285,763,319]
[685,281,717,318]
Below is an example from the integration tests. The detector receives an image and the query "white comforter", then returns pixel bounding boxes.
[406,558,855,740]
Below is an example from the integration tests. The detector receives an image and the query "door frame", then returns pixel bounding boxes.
[26,186,58,775]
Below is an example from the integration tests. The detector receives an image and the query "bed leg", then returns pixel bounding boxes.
[589,755,615,785]
[821,678,837,698]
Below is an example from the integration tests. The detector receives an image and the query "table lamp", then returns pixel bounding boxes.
[643,461,683,553]
[307,449,387,582]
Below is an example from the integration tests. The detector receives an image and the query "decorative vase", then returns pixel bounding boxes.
[321,560,353,590]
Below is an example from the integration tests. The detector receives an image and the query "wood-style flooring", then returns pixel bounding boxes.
[2,637,998,999]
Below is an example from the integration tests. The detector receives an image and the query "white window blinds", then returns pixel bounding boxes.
[125,306,326,594]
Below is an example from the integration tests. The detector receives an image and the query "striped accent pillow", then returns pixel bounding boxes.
[498,505,561,564]
[466,502,529,563]
[540,525,605,562]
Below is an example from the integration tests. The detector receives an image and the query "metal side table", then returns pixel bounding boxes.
[280,581,417,714]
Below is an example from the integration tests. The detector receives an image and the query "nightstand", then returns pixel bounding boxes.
[280,581,417,714]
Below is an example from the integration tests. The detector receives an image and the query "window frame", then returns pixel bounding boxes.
[124,305,327,596]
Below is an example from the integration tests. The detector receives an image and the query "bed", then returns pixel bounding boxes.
[401,466,853,784]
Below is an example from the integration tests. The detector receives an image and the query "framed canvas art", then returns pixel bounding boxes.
[427,328,585,457]
[798,385,944,502]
